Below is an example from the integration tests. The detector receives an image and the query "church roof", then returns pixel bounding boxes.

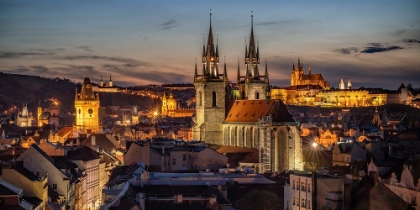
[224,99,294,123]
[301,73,324,81]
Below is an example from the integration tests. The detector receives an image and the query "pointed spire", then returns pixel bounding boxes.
[265,58,269,83]
[194,58,198,82]
[257,37,260,59]
[216,34,219,57]
[245,37,247,58]
[202,36,205,56]
[298,57,301,68]
[308,65,311,75]
[292,62,295,70]
[75,87,78,100]
[237,57,241,84]
[223,56,228,82]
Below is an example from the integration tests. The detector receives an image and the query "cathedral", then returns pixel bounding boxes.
[192,13,303,173]
[74,76,101,133]
[290,58,330,90]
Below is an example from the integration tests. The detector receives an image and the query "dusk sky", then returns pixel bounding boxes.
[0,1,419,89]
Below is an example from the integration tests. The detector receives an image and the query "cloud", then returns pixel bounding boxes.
[361,43,402,53]
[255,20,292,26]
[59,55,148,67]
[333,47,359,55]
[0,52,53,59]
[78,46,93,52]
[160,19,177,30]
[403,39,420,44]
[395,29,407,35]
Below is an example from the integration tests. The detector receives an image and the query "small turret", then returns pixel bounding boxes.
[100,75,104,87]
[339,78,345,90]
[109,74,113,87]
[347,79,352,89]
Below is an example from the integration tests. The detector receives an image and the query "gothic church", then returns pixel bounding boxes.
[192,14,303,173]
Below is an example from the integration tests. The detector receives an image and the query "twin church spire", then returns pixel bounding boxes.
[195,12,268,85]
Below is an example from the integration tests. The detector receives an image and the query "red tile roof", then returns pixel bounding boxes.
[224,99,294,123]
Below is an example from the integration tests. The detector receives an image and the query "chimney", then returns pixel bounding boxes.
[369,171,379,187]
[312,172,317,210]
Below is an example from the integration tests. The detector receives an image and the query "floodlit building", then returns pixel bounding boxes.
[74,76,101,133]
[192,13,303,173]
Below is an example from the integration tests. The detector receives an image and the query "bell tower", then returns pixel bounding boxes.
[75,75,101,133]
[193,12,229,145]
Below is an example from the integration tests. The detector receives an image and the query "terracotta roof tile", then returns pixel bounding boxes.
[224,99,294,123]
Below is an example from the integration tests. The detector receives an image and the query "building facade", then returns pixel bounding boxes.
[75,76,101,133]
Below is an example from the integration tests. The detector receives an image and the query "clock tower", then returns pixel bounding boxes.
[75,75,101,133]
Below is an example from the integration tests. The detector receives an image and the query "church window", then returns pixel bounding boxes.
[256,92,259,99]
[199,92,202,106]
[212,91,217,107]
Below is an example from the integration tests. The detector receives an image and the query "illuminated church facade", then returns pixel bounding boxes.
[192,14,303,173]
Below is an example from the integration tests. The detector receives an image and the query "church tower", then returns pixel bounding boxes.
[75,75,101,133]
[108,75,113,87]
[161,91,168,116]
[193,12,229,144]
[290,58,303,87]
[37,101,42,126]
[238,13,269,100]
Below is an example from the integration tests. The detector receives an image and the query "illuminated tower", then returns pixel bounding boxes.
[347,79,352,89]
[238,13,269,99]
[37,101,42,126]
[108,75,113,87]
[193,12,229,144]
[161,91,168,116]
[75,76,101,133]
[339,78,345,90]
[99,75,104,87]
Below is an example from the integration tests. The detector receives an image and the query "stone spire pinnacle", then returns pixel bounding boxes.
[202,10,219,80]
[223,56,228,82]
[245,12,260,80]
[237,57,241,84]
[194,58,198,82]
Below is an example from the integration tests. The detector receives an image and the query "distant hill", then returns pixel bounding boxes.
[0,72,158,119]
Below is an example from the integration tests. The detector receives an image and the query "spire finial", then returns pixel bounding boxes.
[210,9,212,26]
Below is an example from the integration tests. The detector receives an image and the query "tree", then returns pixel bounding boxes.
[235,189,282,210]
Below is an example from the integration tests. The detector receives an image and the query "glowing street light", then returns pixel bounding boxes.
[312,142,318,148]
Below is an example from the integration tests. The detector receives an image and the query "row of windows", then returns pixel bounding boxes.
[292,181,311,192]
[292,198,311,209]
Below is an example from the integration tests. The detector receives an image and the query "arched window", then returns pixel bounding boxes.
[256,92,259,99]
[199,92,202,106]
[212,91,217,107]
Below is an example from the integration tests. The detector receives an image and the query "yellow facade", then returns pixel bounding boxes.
[316,90,370,107]
[75,76,101,133]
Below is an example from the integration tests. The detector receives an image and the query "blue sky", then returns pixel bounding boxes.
[0,0,419,89]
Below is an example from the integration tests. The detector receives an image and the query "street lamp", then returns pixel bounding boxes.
[312,142,318,171]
